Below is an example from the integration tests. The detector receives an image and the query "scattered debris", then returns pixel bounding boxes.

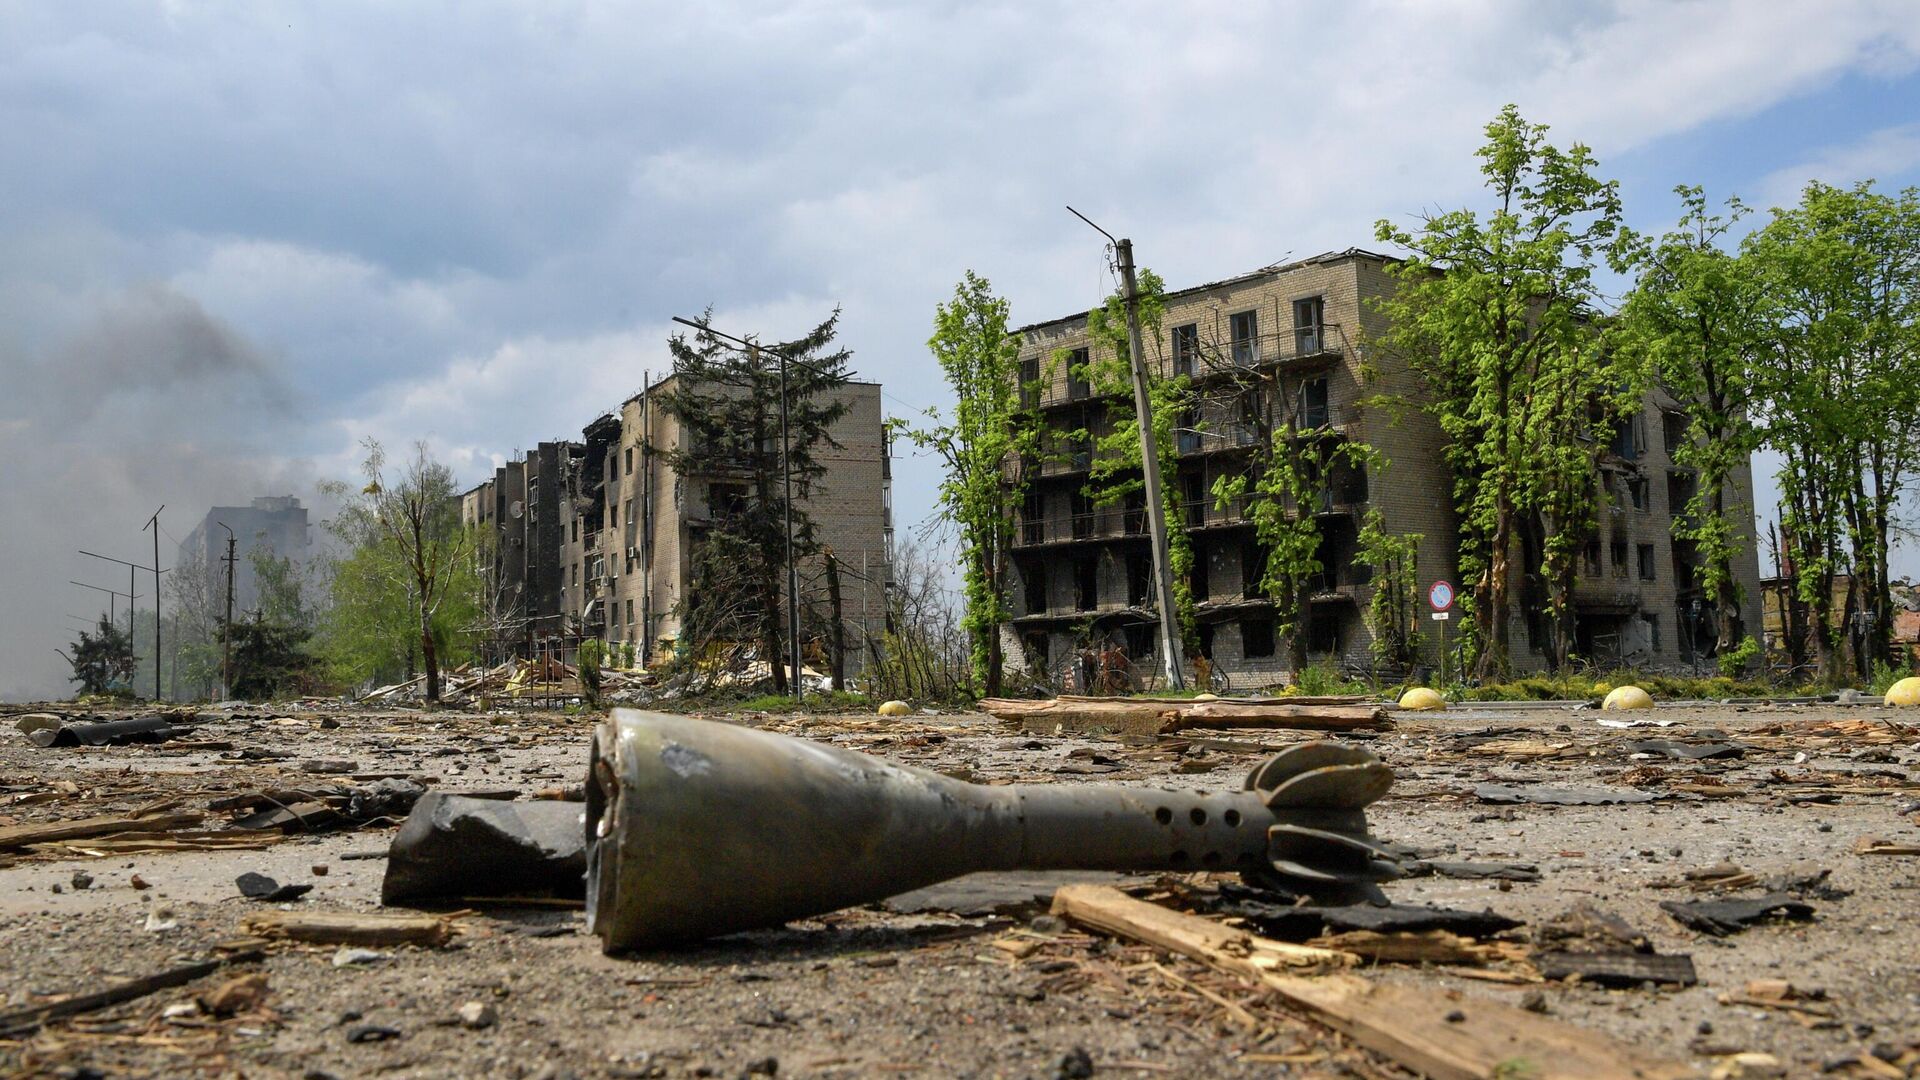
[1533,905,1697,987]
[199,972,270,1017]
[1207,883,1523,940]
[1853,837,1920,856]
[237,871,314,902]
[24,714,185,747]
[1051,884,1690,1080]
[1625,739,1746,760]
[0,951,264,1037]
[0,807,204,852]
[456,1001,498,1030]
[332,947,390,967]
[1473,783,1660,805]
[1660,893,1816,936]
[381,793,586,904]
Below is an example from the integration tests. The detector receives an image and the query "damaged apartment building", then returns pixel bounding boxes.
[1005,249,1764,689]
[461,377,893,672]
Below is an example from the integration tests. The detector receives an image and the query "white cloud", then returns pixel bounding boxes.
[1753,122,1920,209]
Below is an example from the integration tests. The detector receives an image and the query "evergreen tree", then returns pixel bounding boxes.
[65,615,136,695]
[656,311,853,694]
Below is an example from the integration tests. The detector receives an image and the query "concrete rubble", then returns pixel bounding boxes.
[0,692,1917,1077]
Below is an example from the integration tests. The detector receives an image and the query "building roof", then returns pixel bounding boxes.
[1012,247,1398,335]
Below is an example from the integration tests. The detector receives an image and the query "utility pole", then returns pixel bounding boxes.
[218,522,237,699]
[1067,208,1186,689]
[79,548,168,692]
[69,581,137,631]
[145,506,165,701]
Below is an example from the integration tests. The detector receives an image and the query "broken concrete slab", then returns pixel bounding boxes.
[381,794,586,905]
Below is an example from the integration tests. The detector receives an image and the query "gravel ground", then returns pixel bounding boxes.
[1,698,1918,1078]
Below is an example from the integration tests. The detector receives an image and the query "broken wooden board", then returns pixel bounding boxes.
[242,910,453,947]
[1308,929,1522,967]
[980,697,1389,737]
[1052,884,1691,1080]
[0,810,204,852]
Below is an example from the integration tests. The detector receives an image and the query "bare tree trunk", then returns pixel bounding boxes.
[825,550,846,692]
[1479,503,1513,681]
[763,566,787,694]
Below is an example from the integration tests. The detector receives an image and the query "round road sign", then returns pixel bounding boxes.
[1428,580,1455,611]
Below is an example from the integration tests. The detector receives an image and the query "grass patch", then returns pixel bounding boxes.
[725,690,875,714]
[1451,671,1811,702]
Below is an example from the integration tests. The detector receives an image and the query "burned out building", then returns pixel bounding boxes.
[462,379,893,672]
[459,441,574,660]
[1004,250,1764,689]
[557,374,893,671]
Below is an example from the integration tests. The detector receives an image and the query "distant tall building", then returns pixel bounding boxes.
[177,496,312,615]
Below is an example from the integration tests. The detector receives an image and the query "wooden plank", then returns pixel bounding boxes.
[1052,884,1690,1080]
[980,697,1388,737]
[1171,702,1388,733]
[242,910,453,947]
[0,811,203,851]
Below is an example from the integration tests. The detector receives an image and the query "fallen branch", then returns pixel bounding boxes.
[0,951,264,1036]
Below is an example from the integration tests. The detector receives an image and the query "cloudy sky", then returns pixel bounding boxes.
[4,1,1919,700]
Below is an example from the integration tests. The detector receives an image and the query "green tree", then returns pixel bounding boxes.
[1744,181,1920,681]
[222,545,321,700]
[1373,104,1637,679]
[577,638,604,705]
[906,271,1035,697]
[64,615,136,695]
[1620,186,1769,672]
[657,311,853,694]
[1356,511,1423,675]
[318,440,478,699]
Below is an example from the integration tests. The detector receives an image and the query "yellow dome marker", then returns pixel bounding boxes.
[1397,687,1446,711]
[1885,676,1920,707]
[877,700,912,717]
[1602,685,1654,710]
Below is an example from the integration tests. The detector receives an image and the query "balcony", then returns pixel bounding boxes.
[1219,325,1345,374]
[1572,579,1641,612]
[1180,494,1251,529]
[1176,423,1264,455]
